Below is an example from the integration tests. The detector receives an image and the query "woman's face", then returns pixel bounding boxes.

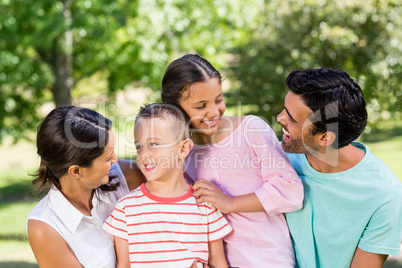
[179,78,226,138]
[79,130,118,190]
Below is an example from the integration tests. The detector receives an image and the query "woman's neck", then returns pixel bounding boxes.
[59,175,94,216]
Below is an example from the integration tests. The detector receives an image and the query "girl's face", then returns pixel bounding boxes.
[179,78,226,137]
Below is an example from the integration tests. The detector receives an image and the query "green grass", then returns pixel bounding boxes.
[0,202,38,240]
[365,136,402,180]
[0,240,37,264]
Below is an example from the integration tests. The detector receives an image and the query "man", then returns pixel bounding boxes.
[277,67,402,268]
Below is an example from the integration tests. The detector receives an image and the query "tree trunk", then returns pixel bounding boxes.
[51,0,74,107]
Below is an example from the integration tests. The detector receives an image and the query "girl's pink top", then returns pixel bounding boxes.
[184,115,303,267]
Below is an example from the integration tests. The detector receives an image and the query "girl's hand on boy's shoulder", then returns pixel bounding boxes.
[190,260,210,268]
[193,179,233,214]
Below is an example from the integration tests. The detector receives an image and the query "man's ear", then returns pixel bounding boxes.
[317,131,336,147]
[179,139,194,159]
[68,165,81,178]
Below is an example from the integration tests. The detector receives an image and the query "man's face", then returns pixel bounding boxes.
[277,91,319,154]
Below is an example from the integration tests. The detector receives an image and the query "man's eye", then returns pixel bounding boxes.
[150,142,158,147]
[135,145,142,150]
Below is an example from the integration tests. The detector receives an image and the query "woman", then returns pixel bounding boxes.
[27,106,146,268]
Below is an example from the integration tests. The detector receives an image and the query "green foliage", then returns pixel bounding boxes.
[0,0,258,142]
[0,0,400,142]
[226,0,402,125]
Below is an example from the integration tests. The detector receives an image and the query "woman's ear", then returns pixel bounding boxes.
[317,131,336,147]
[179,139,194,159]
[68,165,81,178]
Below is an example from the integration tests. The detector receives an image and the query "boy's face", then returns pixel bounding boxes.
[134,117,183,182]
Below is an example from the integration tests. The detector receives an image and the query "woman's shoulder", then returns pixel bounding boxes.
[28,191,52,220]
[116,160,146,191]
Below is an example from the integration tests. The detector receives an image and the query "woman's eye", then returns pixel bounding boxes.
[150,142,158,147]
[216,98,224,103]
[135,145,142,150]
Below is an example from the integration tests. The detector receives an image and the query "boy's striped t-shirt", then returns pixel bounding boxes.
[103,183,232,267]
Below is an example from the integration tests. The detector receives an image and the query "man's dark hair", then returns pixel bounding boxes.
[286,67,367,148]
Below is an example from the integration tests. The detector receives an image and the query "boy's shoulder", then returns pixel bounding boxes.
[116,184,144,205]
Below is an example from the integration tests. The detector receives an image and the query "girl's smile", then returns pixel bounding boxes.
[179,78,226,143]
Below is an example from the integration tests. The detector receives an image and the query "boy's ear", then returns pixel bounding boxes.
[68,165,81,178]
[317,131,336,147]
[179,139,193,159]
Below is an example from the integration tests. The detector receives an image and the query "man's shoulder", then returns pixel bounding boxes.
[285,152,306,170]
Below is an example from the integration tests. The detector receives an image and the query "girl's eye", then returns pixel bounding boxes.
[195,104,206,109]
[216,98,224,103]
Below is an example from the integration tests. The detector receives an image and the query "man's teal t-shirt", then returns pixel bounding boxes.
[286,141,402,268]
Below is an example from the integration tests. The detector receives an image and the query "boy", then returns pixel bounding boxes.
[103,103,232,267]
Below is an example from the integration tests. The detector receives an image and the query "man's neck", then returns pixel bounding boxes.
[306,143,365,173]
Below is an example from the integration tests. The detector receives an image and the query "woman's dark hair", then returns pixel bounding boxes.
[161,54,222,106]
[31,106,119,193]
[286,67,367,149]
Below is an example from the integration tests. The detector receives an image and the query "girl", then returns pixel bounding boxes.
[161,54,303,267]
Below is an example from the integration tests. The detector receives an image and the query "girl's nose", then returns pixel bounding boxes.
[207,105,220,119]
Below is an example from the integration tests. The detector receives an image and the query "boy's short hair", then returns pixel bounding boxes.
[136,103,190,140]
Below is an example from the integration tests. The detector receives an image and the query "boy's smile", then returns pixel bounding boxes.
[134,117,183,181]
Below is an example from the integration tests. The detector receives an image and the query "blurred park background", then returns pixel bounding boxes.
[0,0,401,267]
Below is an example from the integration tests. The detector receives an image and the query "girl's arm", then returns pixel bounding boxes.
[118,160,146,191]
[193,179,263,213]
[28,219,83,268]
[194,116,303,214]
[207,239,228,268]
[249,117,304,214]
[115,236,130,268]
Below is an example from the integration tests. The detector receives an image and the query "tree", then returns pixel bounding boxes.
[0,0,258,142]
[226,0,401,128]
